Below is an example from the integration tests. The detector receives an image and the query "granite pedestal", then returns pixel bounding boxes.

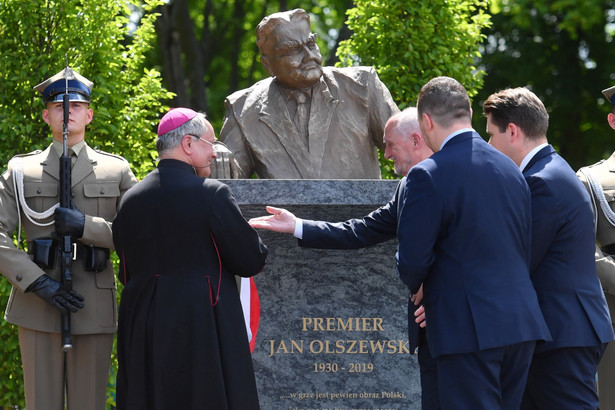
[224,179,422,410]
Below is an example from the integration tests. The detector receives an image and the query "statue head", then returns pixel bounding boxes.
[256,9,323,89]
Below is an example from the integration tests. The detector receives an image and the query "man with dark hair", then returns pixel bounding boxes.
[396,76,551,409]
[484,87,613,409]
[577,85,615,410]
[219,8,398,179]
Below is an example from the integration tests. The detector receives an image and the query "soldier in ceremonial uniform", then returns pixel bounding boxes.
[577,85,615,410]
[0,66,137,409]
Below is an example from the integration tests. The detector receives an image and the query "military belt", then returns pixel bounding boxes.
[29,238,110,272]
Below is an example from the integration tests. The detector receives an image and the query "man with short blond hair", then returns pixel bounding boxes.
[0,65,137,409]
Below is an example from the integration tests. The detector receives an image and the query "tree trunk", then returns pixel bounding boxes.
[156,2,187,106]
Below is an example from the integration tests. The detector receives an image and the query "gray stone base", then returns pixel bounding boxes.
[224,180,421,410]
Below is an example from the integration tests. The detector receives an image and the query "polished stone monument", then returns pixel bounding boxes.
[224,179,421,409]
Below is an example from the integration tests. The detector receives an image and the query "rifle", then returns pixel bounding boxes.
[59,60,74,352]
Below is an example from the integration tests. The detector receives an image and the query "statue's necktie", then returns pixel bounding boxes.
[293,91,309,142]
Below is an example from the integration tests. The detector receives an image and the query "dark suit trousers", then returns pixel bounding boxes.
[418,334,440,410]
[410,299,440,409]
[436,341,535,410]
[521,344,606,410]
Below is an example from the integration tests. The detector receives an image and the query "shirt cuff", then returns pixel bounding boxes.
[294,218,303,239]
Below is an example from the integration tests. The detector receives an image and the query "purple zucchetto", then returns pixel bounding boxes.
[157,108,198,136]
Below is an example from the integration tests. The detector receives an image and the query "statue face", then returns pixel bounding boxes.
[262,19,323,89]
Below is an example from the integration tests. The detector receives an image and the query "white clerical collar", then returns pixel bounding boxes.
[440,128,474,150]
[519,142,549,171]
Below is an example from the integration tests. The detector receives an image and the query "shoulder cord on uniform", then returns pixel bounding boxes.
[10,157,58,246]
[578,166,615,230]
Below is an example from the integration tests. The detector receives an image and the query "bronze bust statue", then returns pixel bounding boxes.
[216,8,399,179]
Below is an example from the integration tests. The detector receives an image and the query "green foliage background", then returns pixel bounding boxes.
[338,0,490,106]
[4,0,610,408]
[148,0,352,133]
[0,0,173,407]
[337,0,490,178]
[473,0,615,171]
[0,0,173,178]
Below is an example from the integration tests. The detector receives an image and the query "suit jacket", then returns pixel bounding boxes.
[524,145,613,352]
[299,178,422,352]
[578,152,615,325]
[220,66,399,179]
[300,177,404,250]
[0,143,137,334]
[396,131,551,358]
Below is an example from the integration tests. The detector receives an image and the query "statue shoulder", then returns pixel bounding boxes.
[323,65,372,80]
[226,77,274,106]
[322,66,382,93]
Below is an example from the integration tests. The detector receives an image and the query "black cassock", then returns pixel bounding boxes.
[113,159,268,409]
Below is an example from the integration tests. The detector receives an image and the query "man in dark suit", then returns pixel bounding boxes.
[112,108,268,409]
[396,76,551,409]
[249,107,439,409]
[219,8,398,179]
[483,87,613,409]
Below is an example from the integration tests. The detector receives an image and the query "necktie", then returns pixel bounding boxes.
[293,91,309,142]
[68,148,77,166]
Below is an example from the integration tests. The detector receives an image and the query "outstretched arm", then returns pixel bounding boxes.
[248,206,297,234]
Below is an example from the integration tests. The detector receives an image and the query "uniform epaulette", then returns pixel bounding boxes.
[93,149,129,163]
[7,150,44,168]
[583,159,607,169]
[12,150,43,159]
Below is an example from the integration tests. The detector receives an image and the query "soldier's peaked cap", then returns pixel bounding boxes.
[33,67,93,104]
[602,85,615,106]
